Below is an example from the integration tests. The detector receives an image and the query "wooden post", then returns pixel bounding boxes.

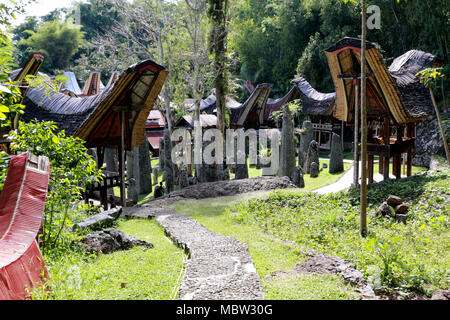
[119,111,126,207]
[97,146,108,210]
[383,116,390,180]
[360,0,368,237]
[394,126,403,180]
[353,79,360,186]
[406,123,414,177]
[368,154,374,183]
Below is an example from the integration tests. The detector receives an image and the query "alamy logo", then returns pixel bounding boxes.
[367,5,381,30]
[170,121,281,175]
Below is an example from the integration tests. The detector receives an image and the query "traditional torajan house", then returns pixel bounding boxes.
[1,53,45,152]
[325,37,442,181]
[292,77,340,151]
[228,83,273,129]
[245,78,339,149]
[80,70,104,96]
[19,59,168,207]
[145,109,166,156]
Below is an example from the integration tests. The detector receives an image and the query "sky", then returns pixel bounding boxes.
[11,0,89,25]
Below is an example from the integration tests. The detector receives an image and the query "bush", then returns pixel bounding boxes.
[8,120,102,253]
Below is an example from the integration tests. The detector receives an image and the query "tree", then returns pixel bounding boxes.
[208,0,229,134]
[19,20,85,74]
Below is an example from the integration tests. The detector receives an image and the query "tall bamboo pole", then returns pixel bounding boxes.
[360,0,368,237]
[353,80,360,186]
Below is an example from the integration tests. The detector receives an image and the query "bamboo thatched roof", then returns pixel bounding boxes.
[82,71,103,96]
[325,37,441,125]
[244,80,301,121]
[21,59,168,149]
[292,77,336,116]
[175,114,218,129]
[229,83,273,127]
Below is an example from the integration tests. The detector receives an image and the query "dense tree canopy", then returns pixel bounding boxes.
[9,0,449,104]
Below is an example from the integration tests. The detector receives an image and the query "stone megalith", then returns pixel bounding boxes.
[306,140,319,174]
[235,149,249,180]
[220,162,230,181]
[159,137,165,172]
[138,138,152,194]
[163,128,174,194]
[310,162,319,178]
[199,140,220,183]
[127,178,139,204]
[300,121,314,170]
[292,166,305,188]
[179,168,189,190]
[279,105,296,178]
[152,168,159,185]
[329,133,344,173]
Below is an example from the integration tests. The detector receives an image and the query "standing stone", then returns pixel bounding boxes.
[310,162,319,178]
[329,133,344,173]
[220,162,230,181]
[152,168,159,185]
[199,140,220,183]
[300,121,314,170]
[163,129,174,194]
[138,138,152,194]
[279,105,296,178]
[159,137,165,172]
[127,178,138,204]
[235,149,249,180]
[292,166,305,188]
[306,140,319,174]
[179,169,189,190]
[126,149,139,199]
[105,148,118,196]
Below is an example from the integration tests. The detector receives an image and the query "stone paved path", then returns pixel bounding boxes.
[124,177,296,300]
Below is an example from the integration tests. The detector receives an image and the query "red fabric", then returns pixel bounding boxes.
[0,154,50,300]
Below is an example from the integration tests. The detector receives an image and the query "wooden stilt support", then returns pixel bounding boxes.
[394,126,403,180]
[119,111,126,207]
[406,123,414,177]
[383,116,390,181]
[368,154,374,183]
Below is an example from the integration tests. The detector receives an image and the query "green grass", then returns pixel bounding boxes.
[171,194,359,300]
[228,170,450,296]
[264,273,358,300]
[32,218,186,300]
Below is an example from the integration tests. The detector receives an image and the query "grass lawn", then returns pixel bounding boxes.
[32,218,186,300]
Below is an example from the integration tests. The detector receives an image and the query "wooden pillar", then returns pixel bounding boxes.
[383,117,390,181]
[119,111,126,207]
[368,154,374,183]
[394,126,403,180]
[406,123,414,177]
[318,116,323,147]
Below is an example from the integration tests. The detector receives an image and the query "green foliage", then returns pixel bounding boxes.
[8,121,101,252]
[416,67,446,89]
[227,172,450,295]
[19,20,85,74]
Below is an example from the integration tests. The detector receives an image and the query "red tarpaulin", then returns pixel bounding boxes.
[0,153,50,300]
